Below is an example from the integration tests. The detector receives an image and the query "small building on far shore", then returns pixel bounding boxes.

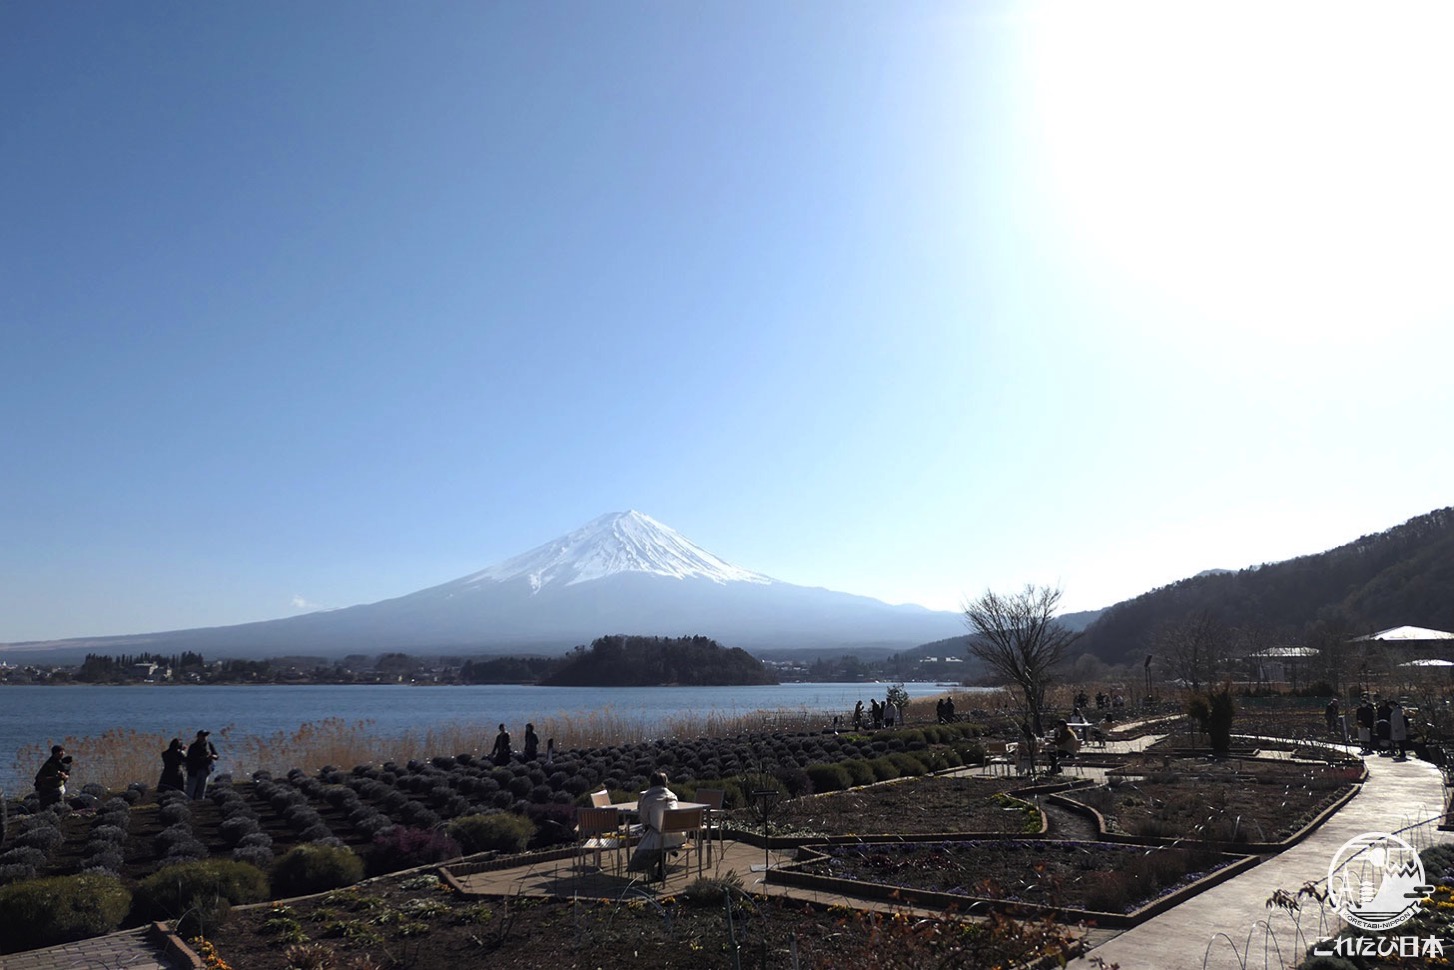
[1249,646,1319,688]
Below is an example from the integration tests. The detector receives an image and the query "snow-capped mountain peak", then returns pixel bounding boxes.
[463,511,775,592]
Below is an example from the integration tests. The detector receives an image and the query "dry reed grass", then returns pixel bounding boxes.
[15,727,193,794]
[12,701,958,790]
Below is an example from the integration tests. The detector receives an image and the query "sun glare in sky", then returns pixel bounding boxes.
[1023,3,1454,346]
[2,3,1450,640]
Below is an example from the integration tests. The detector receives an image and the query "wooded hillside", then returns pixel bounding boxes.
[1076,507,1454,665]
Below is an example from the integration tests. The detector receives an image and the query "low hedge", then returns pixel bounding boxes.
[446,812,535,856]
[0,873,132,952]
[805,763,853,793]
[135,858,269,934]
[270,844,364,897]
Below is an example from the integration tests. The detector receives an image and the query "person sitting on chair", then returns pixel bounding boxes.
[627,771,685,873]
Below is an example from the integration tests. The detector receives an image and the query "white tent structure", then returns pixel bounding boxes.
[1353,626,1454,641]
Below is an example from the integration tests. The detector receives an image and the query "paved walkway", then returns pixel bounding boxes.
[0,926,188,970]
[1068,750,1448,970]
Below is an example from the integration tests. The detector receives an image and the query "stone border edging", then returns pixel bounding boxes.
[442,846,575,881]
[767,841,1262,930]
[150,922,205,969]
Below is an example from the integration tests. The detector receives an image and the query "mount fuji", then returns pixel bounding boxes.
[1,511,967,660]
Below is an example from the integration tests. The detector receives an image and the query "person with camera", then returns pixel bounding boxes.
[185,729,219,800]
[34,744,72,807]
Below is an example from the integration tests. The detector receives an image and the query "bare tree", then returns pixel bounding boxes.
[963,584,1080,734]
[1156,611,1228,693]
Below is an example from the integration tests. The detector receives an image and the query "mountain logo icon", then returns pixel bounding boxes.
[1326,831,1433,932]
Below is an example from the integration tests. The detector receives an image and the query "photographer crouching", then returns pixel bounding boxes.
[34,744,72,807]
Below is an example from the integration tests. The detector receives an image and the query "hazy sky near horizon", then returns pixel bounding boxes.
[5,3,1453,643]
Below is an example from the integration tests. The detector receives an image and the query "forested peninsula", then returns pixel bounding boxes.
[538,634,778,687]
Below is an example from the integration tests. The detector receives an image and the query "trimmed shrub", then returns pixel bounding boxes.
[218,815,261,846]
[888,753,928,776]
[14,826,63,853]
[868,757,901,782]
[447,812,535,855]
[396,802,440,828]
[955,741,986,765]
[154,823,199,854]
[270,844,364,898]
[83,847,125,874]
[162,839,211,863]
[1,846,48,868]
[237,832,273,850]
[0,873,131,950]
[774,766,812,797]
[0,863,38,885]
[805,763,852,793]
[368,825,462,875]
[233,845,274,869]
[158,802,191,825]
[136,859,269,934]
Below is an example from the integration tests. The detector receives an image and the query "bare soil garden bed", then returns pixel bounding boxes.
[1062,756,1360,844]
[781,838,1250,924]
[205,868,1078,970]
[770,774,1046,840]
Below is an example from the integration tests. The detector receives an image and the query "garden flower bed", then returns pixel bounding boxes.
[776,838,1258,928]
[1055,756,1362,848]
[767,773,1051,841]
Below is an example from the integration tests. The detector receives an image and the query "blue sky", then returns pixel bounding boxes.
[4,3,1453,643]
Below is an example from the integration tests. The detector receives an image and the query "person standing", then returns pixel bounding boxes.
[185,730,218,800]
[523,723,539,761]
[1376,698,1393,755]
[853,700,864,730]
[491,724,512,766]
[1356,695,1375,753]
[158,738,187,793]
[34,744,71,807]
[1389,700,1409,760]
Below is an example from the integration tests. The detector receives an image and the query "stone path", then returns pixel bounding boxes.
[0,926,190,970]
[1067,750,1448,970]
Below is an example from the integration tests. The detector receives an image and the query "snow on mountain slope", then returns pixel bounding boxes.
[0,510,967,660]
[461,510,774,592]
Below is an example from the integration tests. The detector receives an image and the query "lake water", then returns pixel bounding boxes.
[0,682,979,793]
